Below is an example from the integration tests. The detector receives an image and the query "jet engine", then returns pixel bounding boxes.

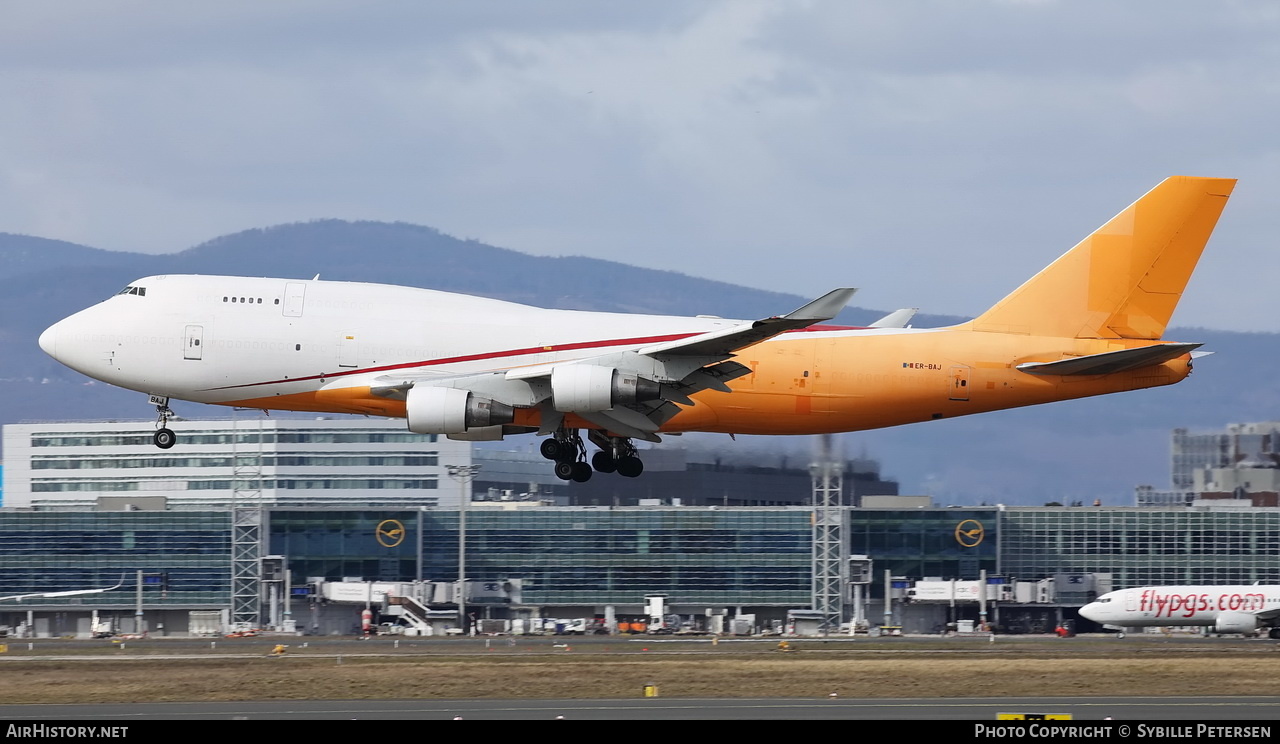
[405,386,514,434]
[550,365,660,412]
[1214,610,1260,635]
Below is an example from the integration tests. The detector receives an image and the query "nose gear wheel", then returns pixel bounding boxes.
[154,403,177,450]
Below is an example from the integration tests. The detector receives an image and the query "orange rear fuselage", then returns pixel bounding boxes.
[668,330,1189,434]
[220,327,1190,435]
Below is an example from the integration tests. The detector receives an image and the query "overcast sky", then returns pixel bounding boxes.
[3,1,1277,330]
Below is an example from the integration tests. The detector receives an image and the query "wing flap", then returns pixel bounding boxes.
[578,408,662,442]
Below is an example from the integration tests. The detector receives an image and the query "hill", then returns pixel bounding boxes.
[2,221,1273,504]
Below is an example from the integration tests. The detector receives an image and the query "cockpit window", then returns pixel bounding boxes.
[116,286,147,297]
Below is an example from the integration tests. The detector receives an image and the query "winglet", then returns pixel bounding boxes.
[639,288,857,358]
[783,288,857,322]
[869,308,919,329]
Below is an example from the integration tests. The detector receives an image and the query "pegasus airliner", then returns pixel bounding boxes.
[1080,584,1280,638]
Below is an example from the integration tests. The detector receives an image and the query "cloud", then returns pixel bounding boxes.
[1,1,1278,329]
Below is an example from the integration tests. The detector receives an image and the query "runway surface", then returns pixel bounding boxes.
[4,634,1280,721]
[3,696,1280,720]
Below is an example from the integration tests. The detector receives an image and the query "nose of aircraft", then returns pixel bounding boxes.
[38,322,58,359]
[1078,602,1102,623]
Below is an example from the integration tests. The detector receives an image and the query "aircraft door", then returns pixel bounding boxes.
[948,365,971,401]
[183,325,204,360]
[338,333,358,368]
[283,282,306,317]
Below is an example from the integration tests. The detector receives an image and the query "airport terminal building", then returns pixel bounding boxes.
[6,419,1280,637]
[5,501,1280,637]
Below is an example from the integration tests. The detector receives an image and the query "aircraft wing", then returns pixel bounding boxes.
[366,288,856,440]
[635,288,856,358]
[0,576,124,602]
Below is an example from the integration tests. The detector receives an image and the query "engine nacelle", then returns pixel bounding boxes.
[1214,610,1260,635]
[551,365,660,412]
[405,386,514,434]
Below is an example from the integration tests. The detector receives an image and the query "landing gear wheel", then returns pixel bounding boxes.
[539,439,562,460]
[554,461,576,480]
[154,428,177,450]
[571,462,593,483]
[616,456,644,478]
[153,401,177,449]
[1268,627,1280,640]
[592,451,617,474]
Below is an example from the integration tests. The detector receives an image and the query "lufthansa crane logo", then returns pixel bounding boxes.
[955,519,984,548]
[376,519,406,548]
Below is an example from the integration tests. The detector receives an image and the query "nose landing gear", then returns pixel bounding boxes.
[152,397,176,449]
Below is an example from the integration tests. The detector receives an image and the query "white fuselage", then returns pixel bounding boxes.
[1080,585,1280,629]
[38,274,898,415]
[39,274,753,404]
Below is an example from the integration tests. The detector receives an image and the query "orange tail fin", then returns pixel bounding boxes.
[971,176,1235,339]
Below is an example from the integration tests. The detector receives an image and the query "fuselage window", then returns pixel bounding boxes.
[295,344,301,351]
[274,299,280,305]
[232,297,237,303]
[223,297,228,302]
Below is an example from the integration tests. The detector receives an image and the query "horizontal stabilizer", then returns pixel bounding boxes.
[1016,342,1202,376]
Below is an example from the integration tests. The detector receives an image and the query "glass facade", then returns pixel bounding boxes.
[269,510,420,582]
[4,420,459,509]
[30,431,439,447]
[1000,507,1280,587]
[269,508,813,606]
[0,511,231,606]
[6,505,1280,615]
[847,508,999,587]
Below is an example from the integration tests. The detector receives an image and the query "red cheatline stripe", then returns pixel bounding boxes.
[205,324,869,392]
[206,332,696,390]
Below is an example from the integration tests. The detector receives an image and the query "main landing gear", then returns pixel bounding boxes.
[539,429,592,483]
[153,398,177,450]
[539,430,645,482]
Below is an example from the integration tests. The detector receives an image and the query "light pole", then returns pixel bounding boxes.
[446,463,481,634]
